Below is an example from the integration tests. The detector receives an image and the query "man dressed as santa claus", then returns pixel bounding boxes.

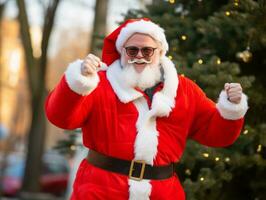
[45,19,248,200]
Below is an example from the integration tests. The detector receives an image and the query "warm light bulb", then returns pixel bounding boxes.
[185,169,191,175]
[198,59,203,64]
[202,153,209,158]
[225,11,231,16]
[215,157,220,161]
[168,55,173,60]
[216,58,221,64]
[225,157,230,162]
[257,144,262,153]
[169,0,175,4]
[243,130,249,135]
[181,35,187,40]
[200,177,205,181]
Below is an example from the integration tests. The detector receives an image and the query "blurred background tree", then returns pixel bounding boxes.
[90,0,108,57]
[15,0,61,195]
[124,0,266,199]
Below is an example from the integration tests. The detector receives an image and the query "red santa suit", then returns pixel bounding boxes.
[45,19,248,200]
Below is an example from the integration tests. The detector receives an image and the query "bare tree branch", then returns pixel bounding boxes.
[40,0,60,85]
[0,1,6,19]
[15,0,62,194]
[16,0,37,95]
[90,0,108,56]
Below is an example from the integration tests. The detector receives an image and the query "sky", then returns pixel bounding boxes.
[4,0,151,31]
[4,0,152,56]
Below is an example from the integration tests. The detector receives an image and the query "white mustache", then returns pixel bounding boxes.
[128,58,152,64]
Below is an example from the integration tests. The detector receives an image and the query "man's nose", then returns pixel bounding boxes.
[135,50,143,58]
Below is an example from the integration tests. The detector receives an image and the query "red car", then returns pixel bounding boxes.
[1,151,69,197]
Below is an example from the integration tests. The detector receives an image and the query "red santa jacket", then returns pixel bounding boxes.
[45,57,248,200]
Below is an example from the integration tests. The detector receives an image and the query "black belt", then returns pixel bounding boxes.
[86,150,176,181]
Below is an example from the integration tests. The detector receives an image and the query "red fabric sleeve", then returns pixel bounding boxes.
[45,75,94,130]
[188,81,244,147]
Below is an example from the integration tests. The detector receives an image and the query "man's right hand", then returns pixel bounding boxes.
[81,54,101,76]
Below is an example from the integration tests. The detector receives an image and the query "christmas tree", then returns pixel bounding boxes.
[124,0,266,199]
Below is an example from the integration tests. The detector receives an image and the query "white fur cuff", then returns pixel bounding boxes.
[65,59,99,96]
[216,90,248,120]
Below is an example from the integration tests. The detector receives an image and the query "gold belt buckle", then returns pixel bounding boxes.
[129,160,146,181]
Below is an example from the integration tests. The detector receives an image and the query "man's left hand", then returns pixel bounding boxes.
[224,83,243,104]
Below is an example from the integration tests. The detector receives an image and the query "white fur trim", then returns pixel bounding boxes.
[130,98,154,200]
[134,98,158,165]
[107,57,178,199]
[129,179,152,200]
[116,20,169,56]
[123,56,178,199]
[216,90,248,120]
[106,60,143,103]
[65,60,107,96]
[151,92,173,117]
[151,56,179,117]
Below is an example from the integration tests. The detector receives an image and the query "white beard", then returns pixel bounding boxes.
[120,61,162,90]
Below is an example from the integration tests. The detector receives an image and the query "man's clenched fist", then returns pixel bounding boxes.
[224,83,243,104]
[81,54,101,76]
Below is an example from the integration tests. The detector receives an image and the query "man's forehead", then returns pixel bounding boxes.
[124,33,158,46]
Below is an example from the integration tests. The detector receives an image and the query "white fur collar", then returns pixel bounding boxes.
[106,56,179,108]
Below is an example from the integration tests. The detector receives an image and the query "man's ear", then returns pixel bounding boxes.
[160,49,164,57]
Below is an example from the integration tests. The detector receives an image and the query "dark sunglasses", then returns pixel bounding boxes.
[124,46,157,58]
